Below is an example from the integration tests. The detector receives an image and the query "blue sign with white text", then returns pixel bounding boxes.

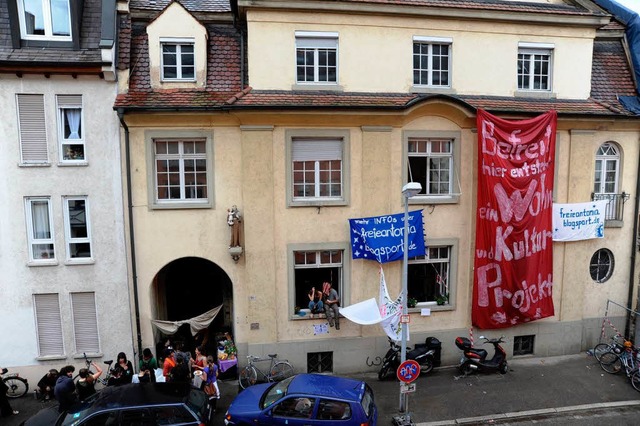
[349,210,426,263]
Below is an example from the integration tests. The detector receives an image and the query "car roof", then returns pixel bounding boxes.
[80,383,192,412]
[287,374,365,402]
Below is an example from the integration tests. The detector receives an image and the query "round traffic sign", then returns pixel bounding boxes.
[397,360,420,383]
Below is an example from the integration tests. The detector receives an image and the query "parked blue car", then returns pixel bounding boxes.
[224,373,378,425]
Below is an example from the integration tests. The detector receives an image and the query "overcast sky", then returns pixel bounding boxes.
[615,0,640,14]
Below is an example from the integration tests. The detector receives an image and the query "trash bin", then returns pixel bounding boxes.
[426,337,442,366]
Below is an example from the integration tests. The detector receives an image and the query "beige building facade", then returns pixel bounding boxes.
[116,0,640,373]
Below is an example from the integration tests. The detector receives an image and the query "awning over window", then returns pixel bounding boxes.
[151,305,222,336]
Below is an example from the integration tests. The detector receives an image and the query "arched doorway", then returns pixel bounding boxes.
[151,257,233,361]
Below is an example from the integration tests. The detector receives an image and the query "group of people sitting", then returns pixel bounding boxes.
[307,281,341,330]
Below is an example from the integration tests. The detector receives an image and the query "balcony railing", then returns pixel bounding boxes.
[591,192,629,222]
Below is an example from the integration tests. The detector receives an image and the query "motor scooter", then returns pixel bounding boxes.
[378,337,440,380]
[455,335,508,375]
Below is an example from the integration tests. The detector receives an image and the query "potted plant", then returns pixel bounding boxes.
[436,294,449,306]
[407,297,417,309]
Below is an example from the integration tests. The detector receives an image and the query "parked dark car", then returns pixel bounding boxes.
[21,382,213,426]
[224,373,378,425]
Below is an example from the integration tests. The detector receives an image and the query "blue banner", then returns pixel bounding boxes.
[349,210,426,263]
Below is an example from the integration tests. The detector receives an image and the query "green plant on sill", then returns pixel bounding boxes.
[436,294,449,306]
[407,297,417,308]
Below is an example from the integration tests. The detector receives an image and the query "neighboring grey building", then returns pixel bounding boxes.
[0,0,133,383]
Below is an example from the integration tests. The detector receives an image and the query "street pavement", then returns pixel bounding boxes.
[3,353,640,425]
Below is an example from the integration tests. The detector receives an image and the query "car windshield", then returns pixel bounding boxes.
[361,384,375,417]
[261,376,294,409]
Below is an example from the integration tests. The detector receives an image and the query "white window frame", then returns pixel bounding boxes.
[404,130,460,204]
[63,196,93,263]
[288,242,350,319]
[412,36,452,87]
[33,293,64,357]
[17,0,72,41]
[146,130,214,209]
[408,238,458,311]
[594,142,620,195]
[286,129,350,207]
[295,31,339,85]
[517,42,553,91]
[25,197,56,264]
[56,95,85,163]
[160,37,196,81]
[71,292,100,355]
[17,93,49,165]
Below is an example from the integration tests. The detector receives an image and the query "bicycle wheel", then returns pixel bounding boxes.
[239,366,258,389]
[599,352,623,374]
[270,362,294,382]
[593,343,612,362]
[631,370,640,392]
[3,376,29,398]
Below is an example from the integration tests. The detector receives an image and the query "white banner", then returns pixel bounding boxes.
[552,201,607,241]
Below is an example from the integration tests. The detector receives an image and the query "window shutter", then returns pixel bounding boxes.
[56,94,82,107]
[71,292,100,353]
[292,139,342,161]
[17,94,48,164]
[296,37,338,49]
[34,294,64,356]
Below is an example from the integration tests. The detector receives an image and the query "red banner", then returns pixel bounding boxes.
[473,110,556,329]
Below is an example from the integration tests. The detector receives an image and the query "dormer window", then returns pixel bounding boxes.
[17,0,71,40]
[161,38,195,81]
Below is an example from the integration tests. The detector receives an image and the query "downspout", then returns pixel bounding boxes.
[117,109,143,363]
[631,135,640,340]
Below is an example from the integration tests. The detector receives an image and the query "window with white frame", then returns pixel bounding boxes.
[17,0,71,40]
[594,142,620,194]
[57,95,84,162]
[295,32,338,84]
[408,244,455,306]
[517,43,553,91]
[63,196,92,261]
[292,247,346,316]
[17,94,48,164]
[71,292,100,354]
[413,37,452,87]
[25,197,55,262]
[34,293,64,357]
[154,139,208,203]
[292,138,343,200]
[404,130,460,203]
[161,38,195,81]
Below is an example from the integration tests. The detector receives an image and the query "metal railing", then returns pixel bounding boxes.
[591,192,629,222]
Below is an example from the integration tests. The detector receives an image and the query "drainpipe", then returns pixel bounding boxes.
[629,133,640,341]
[117,109,143,363]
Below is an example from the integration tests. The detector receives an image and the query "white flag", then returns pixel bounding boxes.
[379,266,408,342]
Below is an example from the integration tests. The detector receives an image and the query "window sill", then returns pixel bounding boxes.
[291,84,344,92]
[411,86,455,95]
[35,355,67,361]
[28,260,58,267]
[19,163,51,168]
[408,194,460,205]
[291,313,327,320]
[58,161,88,167]
[65,258,95,266]
[605,220,623,228]
[151,201,213,210]
[514,90,556,99]
[289,198,348,207]
[73,353,103,359]
[408,303,453,313]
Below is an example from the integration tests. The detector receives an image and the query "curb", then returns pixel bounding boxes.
[415,400,640,425]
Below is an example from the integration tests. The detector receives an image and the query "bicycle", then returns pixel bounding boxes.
[1,367,29,398]
[238,354,294,389]
[81,353,114,388]
[593,335,625,362]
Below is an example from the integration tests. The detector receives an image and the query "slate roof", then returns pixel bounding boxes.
[239,0,605,16]
[130,0,231,13]
[0,0,105,66]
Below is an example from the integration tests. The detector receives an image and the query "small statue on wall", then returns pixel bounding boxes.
[227,205,242,248]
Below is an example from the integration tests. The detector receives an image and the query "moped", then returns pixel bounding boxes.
[455,335,508,375]
[378,337,439,380]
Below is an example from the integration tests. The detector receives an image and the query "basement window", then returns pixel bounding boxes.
[513,335,535,356]
[307,351,333,373]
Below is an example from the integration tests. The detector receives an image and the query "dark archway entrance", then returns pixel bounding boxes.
[152,257,233,359]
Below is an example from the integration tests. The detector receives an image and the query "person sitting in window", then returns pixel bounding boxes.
[308,286,324,314]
